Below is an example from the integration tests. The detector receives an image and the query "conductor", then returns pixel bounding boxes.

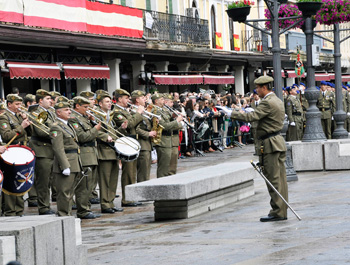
[220,76,288,222]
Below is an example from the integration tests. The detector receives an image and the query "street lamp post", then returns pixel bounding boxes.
[302,18,327,141]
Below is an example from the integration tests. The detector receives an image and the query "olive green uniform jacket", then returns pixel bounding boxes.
[317,91,335,139]
[285,95,304,141]
[136,116,153,182]
[230,92,288,218]
[0,110,30,216]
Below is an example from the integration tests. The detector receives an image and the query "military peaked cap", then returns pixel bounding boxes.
[54,101,70,109]
[80,91,95,99]
[131,90,145,98]
[73,96,90,105]
[56,96,69,103]
[254,75,274,85]
[115,88,130,97]
[36,89,51,97]
[6,94,22,103]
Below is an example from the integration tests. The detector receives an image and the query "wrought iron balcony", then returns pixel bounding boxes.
[143,11,210,46]
[241,29,264,52]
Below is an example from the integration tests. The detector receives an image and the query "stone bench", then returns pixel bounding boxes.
[126,162,258,220]
[0,216,87,265]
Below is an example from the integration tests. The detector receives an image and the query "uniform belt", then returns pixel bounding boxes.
[30,135,51,144]
[258,131,281,141]
[292,112,302,116]
[12,140,26,145]
[162,130,172,136]
[128,134,137,139]
[319,107,330,111]
[79,141,96,147]
[65,149,79,154]
[172,131,179,135]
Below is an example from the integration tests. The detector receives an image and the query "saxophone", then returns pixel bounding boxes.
[150,107,164,145]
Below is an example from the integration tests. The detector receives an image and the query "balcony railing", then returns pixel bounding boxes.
[143,11,210,46]
[241,29,264,52]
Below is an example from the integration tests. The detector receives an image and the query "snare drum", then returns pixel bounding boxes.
[0,145,36,196]
[114,136,141,162]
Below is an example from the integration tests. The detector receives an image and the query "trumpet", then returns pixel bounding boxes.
[163,105,197,132]
[18,106,50,135]
[127,103,162,120]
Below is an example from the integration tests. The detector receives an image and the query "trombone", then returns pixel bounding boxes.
[127,102,162,120]
[85,108,139,151]
[18,106,50,135]
[163,104,197,132]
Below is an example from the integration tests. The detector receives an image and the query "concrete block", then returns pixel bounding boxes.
[290,141,324,171]
[75,218,82,246]
[126,162,257,201]
[0,236,16,265]
[74,244,88,265]
[33,219,64,265]
[324,139,350,170]
[61,217,78,265]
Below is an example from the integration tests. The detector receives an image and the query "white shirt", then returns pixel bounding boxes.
[57,117,68,125]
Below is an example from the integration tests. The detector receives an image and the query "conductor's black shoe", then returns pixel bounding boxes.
[39,209,55,215]
[80,212,98,219]
[115,195,120,198]
[89,198,100,204]
[28,201,38,207]
[112,207,124,212]
[72,204,77,210]
[260,215,287,222]
[51,197,57,202]
[101,208,115,214]
[135,202,143,206]
[121,202,138,207]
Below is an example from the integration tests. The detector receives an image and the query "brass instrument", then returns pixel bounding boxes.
[18,106,50,135]
[127,102,162,120]
[88,107,107,119]
[164,105,197,132]
[151,116,164,145]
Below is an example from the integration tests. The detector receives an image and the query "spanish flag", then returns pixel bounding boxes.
[234,34,240,51]
[216,32,223,49]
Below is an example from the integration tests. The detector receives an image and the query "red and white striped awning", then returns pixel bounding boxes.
[6,61,61,80]
[286,70,305,78]
[342,75,350,82]
[315,73,331,81]
[63,64,110,80]
[203,75,235,85]
[271,70,286,78]
[153,75,203,85]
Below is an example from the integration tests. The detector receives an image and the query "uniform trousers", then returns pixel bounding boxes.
[121,160,137,204]
[286,117,304,141]
[35,157,53,214]
[137,150,151,183]
[27,185,37,204]
[260,151,288,218]
[3,193,24,216]
[98,160,119,210]
[86,165,98,206]
[55,172,89,217]
[50,173,57,201]
[321,118,332,139]
[155,146,172,178]
[168,146,178,175]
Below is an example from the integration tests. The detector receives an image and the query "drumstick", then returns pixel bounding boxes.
[5,133,19,148]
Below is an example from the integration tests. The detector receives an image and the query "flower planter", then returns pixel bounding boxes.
[226,6,251,22]
[297,2,323,17]
[278,0,288,4]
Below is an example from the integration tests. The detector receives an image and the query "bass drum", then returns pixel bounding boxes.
[0,145,36,196]
[0,170,3,195]
[114,136,141,162]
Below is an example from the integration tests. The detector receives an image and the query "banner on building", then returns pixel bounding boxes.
[233,34,240,51]
[0,0,24,24]
[216,32,223,49]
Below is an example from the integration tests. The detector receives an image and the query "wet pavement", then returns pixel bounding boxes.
[26,144,350,264]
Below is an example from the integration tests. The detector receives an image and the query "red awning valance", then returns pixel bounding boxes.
[271,70,285,78]
[153,74,203,85]
[63,64,110,80]
[286,70,305,78]
[7,61,61,80]
[342,75,350,82]
[315,73,330,81]
[203,75,235,85]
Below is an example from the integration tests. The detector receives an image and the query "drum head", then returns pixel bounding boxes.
[114,137,140,156]
[1,146,34,165]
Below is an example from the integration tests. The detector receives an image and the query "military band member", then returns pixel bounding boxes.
[28,89,56,215]
[317,81,335,139]
[0,94,31,216]
[163,94,182,175]
[95,92,123,213]
[50,101,85,217]
[80,91,100,204]
[50,91,61,106]
[133,90,157,182]
[251,91,260,155]
[68,96,102,219]
[220,76,288,222]
[152,94,183,178]
[285,86,304,141]
[342,85,350,132]
[113,89,144,207]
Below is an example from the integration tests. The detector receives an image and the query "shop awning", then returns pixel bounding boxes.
[153,74,203,85]
[203,75,235,85]
[286,70,305,78]
[271,70,286,78]
[63,64,110,80]
[6,61,61,80]
[342,75,350,82]
[315,73,331,81]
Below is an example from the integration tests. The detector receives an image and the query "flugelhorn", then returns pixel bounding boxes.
[18,106,50,135]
